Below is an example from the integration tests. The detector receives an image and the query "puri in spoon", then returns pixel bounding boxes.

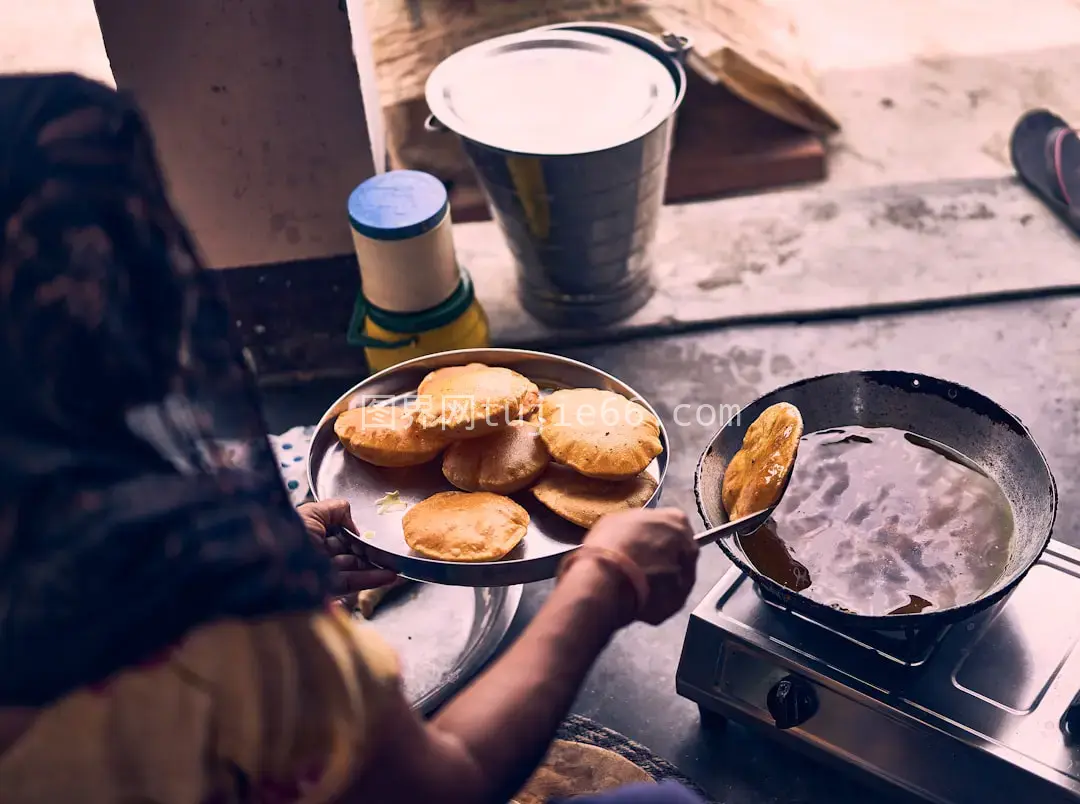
[695,402,803,546]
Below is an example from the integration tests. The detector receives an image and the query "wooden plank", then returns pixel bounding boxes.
[664,73,827,202]
[223,254,364,383]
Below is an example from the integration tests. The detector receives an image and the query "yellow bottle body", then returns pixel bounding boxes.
[362,295,490,374]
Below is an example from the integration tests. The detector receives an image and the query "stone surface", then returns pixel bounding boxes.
[778,0,1080,189]
[261,295,1080,804]
[550,297,1080,804]
[454,177,1080,348]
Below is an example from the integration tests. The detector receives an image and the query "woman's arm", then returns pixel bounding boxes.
[352,557,625,804]
[345,508,697,804]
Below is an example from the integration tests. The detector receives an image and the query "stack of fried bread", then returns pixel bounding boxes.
[333,363,665,570]
[529,388,663,528]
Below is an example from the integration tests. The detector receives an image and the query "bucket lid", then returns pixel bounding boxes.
[348,170,448,241]
[426,28,679,157]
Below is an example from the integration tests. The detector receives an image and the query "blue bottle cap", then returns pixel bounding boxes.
[347,170,449,241]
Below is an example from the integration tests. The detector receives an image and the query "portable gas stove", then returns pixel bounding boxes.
[676,539,1080,803]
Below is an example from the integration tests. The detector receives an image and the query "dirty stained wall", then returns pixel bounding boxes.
[93,0,377,269]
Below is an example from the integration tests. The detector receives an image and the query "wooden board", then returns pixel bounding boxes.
[447,73,826,224]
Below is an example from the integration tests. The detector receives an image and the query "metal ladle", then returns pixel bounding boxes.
[693,448,799,547]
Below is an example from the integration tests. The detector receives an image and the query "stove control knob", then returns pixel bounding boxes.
[767,675,818,730]
[1061,698,1080,743]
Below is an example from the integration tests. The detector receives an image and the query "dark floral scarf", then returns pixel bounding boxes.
[0,73,332,705]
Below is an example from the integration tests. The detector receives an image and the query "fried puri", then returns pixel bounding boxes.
[417,362,489,389]
[414,365,540,439]
[538,389,662,480]
[442,419,550,494]
[512,740,652,804]
[402,491,529,561]
[334,404,448,467]
[721,402,804,519]
[531,465,658,528]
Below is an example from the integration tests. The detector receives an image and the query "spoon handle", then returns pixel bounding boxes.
[693,509,771,546]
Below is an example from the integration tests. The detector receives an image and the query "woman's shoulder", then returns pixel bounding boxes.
[176,605,401,691]
[0,607,401,804]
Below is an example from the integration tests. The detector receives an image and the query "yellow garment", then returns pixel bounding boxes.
[0,607,399,803]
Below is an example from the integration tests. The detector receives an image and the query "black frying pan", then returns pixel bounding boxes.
[694,371,1058,630]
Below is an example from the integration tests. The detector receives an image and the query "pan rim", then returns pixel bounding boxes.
[693,369,1059,630]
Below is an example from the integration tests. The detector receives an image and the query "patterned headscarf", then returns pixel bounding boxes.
[0,73,332,705]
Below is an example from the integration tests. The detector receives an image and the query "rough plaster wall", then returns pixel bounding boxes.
[92,0,375,269]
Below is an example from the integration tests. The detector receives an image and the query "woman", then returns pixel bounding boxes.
[0,73,701,803]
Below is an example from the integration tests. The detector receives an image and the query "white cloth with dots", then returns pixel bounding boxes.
[268,425,316,506]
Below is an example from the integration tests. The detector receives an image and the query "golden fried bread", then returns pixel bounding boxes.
[417,362,489,392]
[531,465,658,528]
[414,365,540,439]
[512,740,652,804]
[538,389,662,480]
[402,491,529,561]
[721,402,803,519]
[333,404,448,467]
[442,420,550,494]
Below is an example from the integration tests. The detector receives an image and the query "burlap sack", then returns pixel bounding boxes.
[364,0,838,192]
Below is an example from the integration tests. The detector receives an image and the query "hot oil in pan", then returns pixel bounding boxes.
[737,426,1015,616]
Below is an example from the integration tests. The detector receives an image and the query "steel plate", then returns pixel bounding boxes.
[308,348,669,586]
[357,581,522,714]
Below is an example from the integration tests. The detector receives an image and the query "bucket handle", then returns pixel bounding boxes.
[533,21,693,65]
[660,32,692,62]
[424,114,449,134]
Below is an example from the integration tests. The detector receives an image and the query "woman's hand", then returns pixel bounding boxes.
[579,507,698,625]
[298,499,398,594]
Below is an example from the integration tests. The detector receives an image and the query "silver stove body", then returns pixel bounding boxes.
[676,539,1080,804]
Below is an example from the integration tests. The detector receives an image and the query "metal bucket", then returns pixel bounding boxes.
[425,23,690,328]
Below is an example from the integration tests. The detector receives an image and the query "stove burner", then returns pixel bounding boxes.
[676,542,1080,804]
[754,583,952,667]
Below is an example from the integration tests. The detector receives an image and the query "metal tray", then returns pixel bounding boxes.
[357,581,522,714]
[308,348,669,586]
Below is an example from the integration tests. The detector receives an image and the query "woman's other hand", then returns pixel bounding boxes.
[298,499,398,593]
[581,507,698,625]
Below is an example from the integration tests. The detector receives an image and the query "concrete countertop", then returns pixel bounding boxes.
[261,293,1080,804]
[458,177,1080,350]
